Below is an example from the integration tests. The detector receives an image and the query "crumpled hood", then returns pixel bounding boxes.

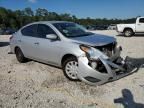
[70,34,116,46]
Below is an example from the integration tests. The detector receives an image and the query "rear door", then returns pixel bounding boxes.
[20,24,39,59]
[136,18,144,32]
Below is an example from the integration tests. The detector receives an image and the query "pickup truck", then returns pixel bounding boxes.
[116,17,144,37]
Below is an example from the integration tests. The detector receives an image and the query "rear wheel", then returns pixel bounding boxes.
[15,48,27,63]
[62,57,79,81]
[124,29,134,37]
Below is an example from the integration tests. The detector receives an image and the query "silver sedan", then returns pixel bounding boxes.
[10,21,136,85]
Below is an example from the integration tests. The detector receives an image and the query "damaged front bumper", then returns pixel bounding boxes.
[77,46,136,85]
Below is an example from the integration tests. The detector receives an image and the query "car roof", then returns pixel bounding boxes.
[29,21,73,25]
[20,21,74,30]
[138,17,144,18]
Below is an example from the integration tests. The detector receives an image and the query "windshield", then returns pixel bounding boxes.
[53,22,93,38]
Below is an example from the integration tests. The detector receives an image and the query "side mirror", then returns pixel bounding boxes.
[46,34,58,40]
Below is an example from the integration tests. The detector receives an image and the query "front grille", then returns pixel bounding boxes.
[94,42,116,57]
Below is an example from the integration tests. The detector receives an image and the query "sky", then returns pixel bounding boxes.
[0,0,144,19]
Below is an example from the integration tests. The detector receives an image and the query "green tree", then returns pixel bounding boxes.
[0,7,137,30]
[36,8,48,16]
[0,7,9,28]
[24,7,34,16]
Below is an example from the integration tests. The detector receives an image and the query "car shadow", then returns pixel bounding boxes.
[114,89,144,108]
[117,34,144,37]
[0,42,9,47]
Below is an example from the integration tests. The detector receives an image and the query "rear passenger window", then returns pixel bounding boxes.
[37,24,56,38]
[21,24,37,37]
[139,18,144,23]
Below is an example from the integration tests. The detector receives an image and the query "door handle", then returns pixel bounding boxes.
[34,42,39,45]
[18,40,22,42]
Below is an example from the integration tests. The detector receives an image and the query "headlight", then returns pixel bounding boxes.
[80,45,96,60]
[80,45,108,60]
[80,45,99,69]
[80,45,109,70]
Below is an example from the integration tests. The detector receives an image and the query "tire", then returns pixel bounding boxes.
[62,56,79,81]
[124,29,134,37]
[15,48,27,63]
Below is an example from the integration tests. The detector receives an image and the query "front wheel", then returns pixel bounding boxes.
[62,57,79,81]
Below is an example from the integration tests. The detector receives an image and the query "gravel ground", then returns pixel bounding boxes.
[0,30,144,108]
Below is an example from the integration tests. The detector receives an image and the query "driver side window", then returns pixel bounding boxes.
[139,18,144,23]
[37,24,56,38]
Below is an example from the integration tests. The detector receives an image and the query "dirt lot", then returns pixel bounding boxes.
[0,30,144,108]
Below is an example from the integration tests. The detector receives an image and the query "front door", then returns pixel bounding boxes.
[136,18,144,32]
[34,24,62,65]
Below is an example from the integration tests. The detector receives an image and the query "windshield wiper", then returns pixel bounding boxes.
[75,32,94,37]
[66,32,94,38]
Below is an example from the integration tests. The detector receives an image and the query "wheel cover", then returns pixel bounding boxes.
[125,30,131,36]
[65,61,78,79]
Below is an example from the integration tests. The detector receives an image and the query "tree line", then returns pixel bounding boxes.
[0,7,136,29]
